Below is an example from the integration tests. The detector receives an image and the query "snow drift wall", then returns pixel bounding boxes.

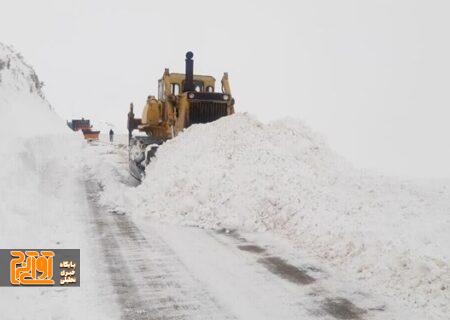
[0,42,82,245]
[131,113,449,318]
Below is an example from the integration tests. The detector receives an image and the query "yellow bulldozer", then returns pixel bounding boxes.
[127,51,235,180]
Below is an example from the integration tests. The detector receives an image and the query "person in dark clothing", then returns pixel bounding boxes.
[127,103,135,143]
[109,129,114,143]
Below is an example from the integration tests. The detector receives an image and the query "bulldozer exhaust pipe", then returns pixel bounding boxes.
[183,51,194,92]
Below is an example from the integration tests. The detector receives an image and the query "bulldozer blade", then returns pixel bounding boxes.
[129,160,145,182]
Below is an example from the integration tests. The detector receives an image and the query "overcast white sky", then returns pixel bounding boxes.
[1,0,449,178]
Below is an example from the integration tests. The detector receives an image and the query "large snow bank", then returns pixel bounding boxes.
[0,43,117,319]
[0,43,75,242]
[131,113,449,318]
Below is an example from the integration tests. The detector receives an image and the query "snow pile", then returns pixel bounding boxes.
[0,43,117,319]
[83,137,135,212]
[132,113,449,318]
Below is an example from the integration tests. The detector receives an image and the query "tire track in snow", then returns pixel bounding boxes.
[85,179,235,320]
[209,228,370,320]
[86,180,152,319]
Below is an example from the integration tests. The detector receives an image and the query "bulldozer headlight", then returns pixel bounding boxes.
[188,93,195,99]
[223,94,229,101]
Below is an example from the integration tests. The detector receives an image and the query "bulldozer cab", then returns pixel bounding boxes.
[158,72,217,100]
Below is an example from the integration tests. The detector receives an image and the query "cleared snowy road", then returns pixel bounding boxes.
[82,140,389,320]
[86,179,235,319]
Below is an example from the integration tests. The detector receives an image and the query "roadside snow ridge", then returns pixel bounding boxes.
[132,113,450,318]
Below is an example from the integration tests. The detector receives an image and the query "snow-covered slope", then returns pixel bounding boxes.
[0,43,79,243]
[124,113,450,319]
[0,43,67,138]
[0,43,117,319]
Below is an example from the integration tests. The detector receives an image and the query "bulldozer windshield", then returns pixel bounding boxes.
[182,80,204,92]
[171,83,180,95]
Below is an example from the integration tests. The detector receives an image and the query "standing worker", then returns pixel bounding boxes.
[109,129,114,143]
[127,102,135,143]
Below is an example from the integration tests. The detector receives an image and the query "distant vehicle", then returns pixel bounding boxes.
[67,118,100,141]
[127,51,235,180]
[67,118,91,131]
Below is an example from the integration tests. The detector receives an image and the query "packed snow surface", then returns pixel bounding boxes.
[113,113,450,318]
